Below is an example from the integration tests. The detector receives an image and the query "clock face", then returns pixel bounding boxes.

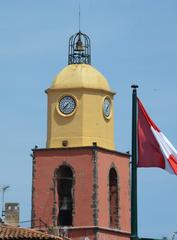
[58,96,76,115]
[103,97,111,118]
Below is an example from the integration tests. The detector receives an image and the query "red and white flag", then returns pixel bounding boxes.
[137,98,177,175]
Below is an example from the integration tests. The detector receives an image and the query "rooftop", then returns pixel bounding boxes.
[0,224,68,240]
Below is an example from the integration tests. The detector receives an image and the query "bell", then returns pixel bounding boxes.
[60,197,68,210]
[60,197,71,210]
[76,37,84,51]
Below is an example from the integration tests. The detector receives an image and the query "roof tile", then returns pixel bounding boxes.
[0,224,67,240]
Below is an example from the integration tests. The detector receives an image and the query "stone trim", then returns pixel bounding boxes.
[92,147,99,226]
[46,87,116,95]
[52,177,57,226]
[107,163,120,229]
[31,150,36,227]
[32,146,130,158]
[55,226,130,236]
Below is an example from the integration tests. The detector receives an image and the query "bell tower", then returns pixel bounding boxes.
[46,32,115,150]
[32,32,130,240]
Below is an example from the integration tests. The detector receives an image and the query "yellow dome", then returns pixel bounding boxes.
[50,64,110,91]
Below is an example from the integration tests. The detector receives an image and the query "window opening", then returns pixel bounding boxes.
[109,167,119,228]
[57,166,73,226]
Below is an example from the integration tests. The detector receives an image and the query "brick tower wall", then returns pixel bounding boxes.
[32,147,130,239]
[97,150,130,232]
[32,148,94,227]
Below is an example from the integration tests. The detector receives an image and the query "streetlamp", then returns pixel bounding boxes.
[1,185,10,218]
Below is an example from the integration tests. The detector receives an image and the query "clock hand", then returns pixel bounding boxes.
[63,102,69,110]
[106,105,109,111]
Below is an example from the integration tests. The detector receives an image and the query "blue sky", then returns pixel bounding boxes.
[0,0,177,238]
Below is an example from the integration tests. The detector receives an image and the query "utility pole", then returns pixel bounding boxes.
[1,185,10,218]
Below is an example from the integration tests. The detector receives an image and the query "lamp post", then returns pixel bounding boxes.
[1,185,10,218]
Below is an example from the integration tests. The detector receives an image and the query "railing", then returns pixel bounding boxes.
[19,219,68,237]
[139,238,164,240]
[19,218,48,230]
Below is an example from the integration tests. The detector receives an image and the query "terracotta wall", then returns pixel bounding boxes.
[32,147,130,239]
[97,150,130,232]
[32,148,94,227]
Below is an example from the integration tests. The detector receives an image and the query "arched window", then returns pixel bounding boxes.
[56,166,73,226]
[109,167,119,228]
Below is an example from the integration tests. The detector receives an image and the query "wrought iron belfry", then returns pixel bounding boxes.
[68,31,91,65]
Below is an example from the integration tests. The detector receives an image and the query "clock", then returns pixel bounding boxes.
[58,96,76,115]
[103,97,111,119]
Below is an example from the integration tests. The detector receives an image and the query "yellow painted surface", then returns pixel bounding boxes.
[46,64,116,150]
[51,64,110,91]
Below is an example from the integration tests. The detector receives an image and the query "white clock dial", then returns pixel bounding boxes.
[59,96,76,115]
[103,97,111,118]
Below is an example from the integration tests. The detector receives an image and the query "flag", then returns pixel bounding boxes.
[137,98,177,175]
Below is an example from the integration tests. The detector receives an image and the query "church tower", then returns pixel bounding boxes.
[32,32,130,240]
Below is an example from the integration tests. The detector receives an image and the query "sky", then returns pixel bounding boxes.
[0,0,177,239]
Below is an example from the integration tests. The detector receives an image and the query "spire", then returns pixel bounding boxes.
[79,3,81,32]
[68,31,91,65]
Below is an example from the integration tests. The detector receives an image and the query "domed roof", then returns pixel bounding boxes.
[50,64,111,92]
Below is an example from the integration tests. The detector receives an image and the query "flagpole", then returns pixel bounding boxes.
[131,84,138,240]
